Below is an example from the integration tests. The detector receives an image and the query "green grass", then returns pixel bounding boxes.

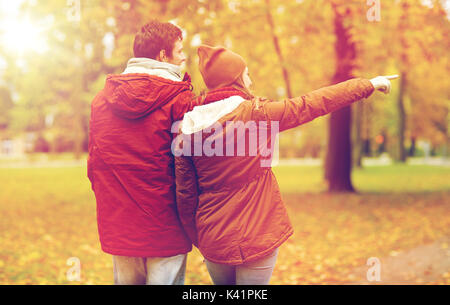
[273,164,450,193]
[0,164,449,284]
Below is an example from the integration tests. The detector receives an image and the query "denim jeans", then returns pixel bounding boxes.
[112,253,187,285]
[204,248,279,285]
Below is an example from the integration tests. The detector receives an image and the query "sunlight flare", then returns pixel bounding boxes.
[0,17,48,54]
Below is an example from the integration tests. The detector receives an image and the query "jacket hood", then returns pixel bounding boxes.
[103,73,191,120]
[181,95,245,135]
[181,87,249,134]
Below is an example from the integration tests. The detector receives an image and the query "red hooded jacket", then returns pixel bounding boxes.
[88,72,198,257]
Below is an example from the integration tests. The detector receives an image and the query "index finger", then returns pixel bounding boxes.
[385,75,399,80]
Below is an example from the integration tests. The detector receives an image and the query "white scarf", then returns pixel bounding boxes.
[122,57,182,82]
[181,96,246,135]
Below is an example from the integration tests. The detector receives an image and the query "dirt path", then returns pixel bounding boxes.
[348,236,450,284]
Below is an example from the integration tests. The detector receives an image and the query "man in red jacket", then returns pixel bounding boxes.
[87,20,197,284]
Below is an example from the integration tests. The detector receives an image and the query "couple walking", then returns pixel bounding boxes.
[87,20,396,285]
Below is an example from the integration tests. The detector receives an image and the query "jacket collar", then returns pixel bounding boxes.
[202,86,250,105]
[122,57,183,82]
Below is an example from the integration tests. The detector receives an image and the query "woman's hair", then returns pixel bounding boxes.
[230,73,254,100]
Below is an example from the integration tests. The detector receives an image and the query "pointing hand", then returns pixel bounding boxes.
[370,75,399,94]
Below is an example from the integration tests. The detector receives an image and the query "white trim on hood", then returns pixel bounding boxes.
[122,57,182,82]
[181,96,246,135]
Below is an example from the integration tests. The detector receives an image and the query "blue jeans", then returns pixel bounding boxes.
[205,248,279,285]
[112,253,187,285]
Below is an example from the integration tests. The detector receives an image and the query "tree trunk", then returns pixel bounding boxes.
[378,131,387,154]
[73,111,84,160]
[409,136,416,156]
[73,10,86,161]
[324,3,356,192]
[326,106,355,191]
[264,0,293,98]
[353,101,364,168]
[397,71,407,162]
[72,68,85,160]
[396,1,409,163]
[445,136,449,159]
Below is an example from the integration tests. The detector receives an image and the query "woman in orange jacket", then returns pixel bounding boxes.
[174,44,397,285]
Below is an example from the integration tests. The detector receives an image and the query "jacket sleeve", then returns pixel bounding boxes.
[175,154,199,247]
[172,91,201,122]
[263,78,375,132]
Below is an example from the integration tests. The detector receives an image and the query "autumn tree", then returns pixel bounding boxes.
[323,1,359,192]
[0,87,13,130]
[1,0,448,167]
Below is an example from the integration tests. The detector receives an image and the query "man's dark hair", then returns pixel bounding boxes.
[133,20,183,59]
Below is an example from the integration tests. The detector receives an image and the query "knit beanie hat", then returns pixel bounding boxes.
[198,44,247,90]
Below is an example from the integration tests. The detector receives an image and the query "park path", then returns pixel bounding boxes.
[348,236,450,284]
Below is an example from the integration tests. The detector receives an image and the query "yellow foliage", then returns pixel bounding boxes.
[0,166,449,284]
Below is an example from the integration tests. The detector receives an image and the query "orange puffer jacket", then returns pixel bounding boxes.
[175,78,374,265]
